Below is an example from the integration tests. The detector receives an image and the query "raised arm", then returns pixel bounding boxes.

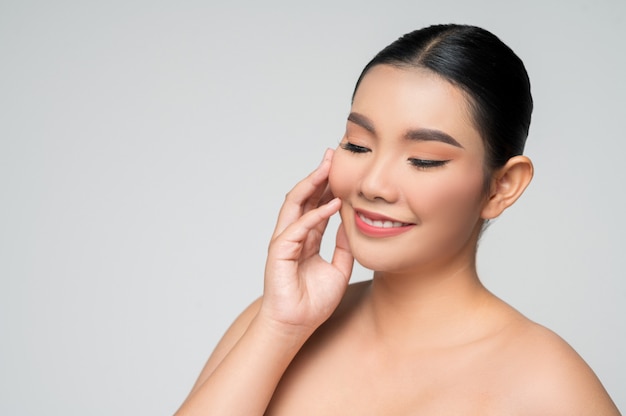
[175,149,354,415]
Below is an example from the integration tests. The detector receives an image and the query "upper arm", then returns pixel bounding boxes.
[187,297,263,396]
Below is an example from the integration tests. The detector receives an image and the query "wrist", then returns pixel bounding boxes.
[251,309,316,349]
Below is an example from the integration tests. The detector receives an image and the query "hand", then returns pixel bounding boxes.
[259,148,354,335]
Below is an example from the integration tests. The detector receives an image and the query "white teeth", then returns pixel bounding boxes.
[359,213,405,228]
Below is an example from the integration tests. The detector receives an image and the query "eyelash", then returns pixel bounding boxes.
[408,158,449,169]
[340,142,370,153]
[340,142,449,170]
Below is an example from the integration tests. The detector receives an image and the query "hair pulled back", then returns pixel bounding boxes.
[353,24,533,173]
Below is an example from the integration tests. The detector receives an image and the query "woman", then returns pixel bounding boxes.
[176,24,620,415]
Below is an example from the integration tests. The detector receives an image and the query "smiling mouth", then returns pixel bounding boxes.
[353,211,415,238]
[357,213,410,228]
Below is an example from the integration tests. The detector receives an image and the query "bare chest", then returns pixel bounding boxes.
[265,339,519,415]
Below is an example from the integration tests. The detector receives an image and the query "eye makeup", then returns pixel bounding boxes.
[408,158,450,169]
[340,142,370,154]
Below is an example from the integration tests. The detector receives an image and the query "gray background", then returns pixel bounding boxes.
[1,0,624,414]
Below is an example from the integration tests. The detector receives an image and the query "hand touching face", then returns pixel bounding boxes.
[329,65,489,275]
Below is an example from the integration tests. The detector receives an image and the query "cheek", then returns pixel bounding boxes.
[411,168,485,218]
[328,152,353,199]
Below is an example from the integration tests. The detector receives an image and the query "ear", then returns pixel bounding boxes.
[481,155,534,220]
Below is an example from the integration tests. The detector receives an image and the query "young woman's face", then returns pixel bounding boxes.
[329,65,490,274]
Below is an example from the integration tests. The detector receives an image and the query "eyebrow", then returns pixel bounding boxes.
[347,112,464,149]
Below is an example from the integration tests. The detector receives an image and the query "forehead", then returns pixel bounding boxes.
[351,65,483,151]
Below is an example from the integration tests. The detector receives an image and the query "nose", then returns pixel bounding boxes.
[358,154,400,203]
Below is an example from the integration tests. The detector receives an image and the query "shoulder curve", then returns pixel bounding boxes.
[508,322,620,415]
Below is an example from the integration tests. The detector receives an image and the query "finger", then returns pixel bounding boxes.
[301,188,338,257]
[272,149,333,238]
[302,162,335,213]
[331,223,354,283]
[301,214,330,259]
[270,198,341,261]
[302,185,341,257]
[318,185,335,207]
[303,182,334,214]
[303,186,336,246]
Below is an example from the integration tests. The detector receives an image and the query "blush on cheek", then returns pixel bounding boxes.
[328,151,344,199]
[327,157,353,234]
[439,172,486,216]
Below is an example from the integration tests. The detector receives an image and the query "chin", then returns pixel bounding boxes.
[340,212,420,273]
[348,242,421,274]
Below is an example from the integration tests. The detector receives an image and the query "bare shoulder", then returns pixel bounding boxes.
[501,314,620,415]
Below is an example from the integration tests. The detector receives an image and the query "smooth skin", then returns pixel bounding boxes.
[176,66,620,415]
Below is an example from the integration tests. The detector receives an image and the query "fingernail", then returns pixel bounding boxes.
[328,197,342,210]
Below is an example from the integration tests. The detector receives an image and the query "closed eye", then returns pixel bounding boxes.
[340,142,370,154]
[408,158,450,169]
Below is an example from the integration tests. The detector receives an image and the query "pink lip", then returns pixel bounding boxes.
[353,209,415,238]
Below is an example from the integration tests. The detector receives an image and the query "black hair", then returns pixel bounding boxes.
[353,24,533,176]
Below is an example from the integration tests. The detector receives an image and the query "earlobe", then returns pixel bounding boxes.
[481,156,534,220]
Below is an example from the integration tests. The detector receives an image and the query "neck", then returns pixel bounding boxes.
[362,255,494,351]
